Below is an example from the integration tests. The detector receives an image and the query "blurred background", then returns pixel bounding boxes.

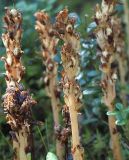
[0,0,129,160]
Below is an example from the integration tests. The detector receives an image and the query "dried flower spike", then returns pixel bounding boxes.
[34,11,64,160]
[55,8,84,160]
[2,8,36,160]
[112,16,128,105]
[95,1,123,160]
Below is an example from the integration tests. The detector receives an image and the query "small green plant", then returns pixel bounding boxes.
[107,103,129,126]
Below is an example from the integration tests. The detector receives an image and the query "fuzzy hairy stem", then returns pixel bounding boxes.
[2,8,36,160]
[95,1,122,159]
[34,11,64,160]
[55,8,84,160]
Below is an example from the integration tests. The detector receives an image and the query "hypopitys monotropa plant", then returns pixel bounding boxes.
[55,8,84,160]
[95,1,122,160]
[34,11,64,160]
[2,8,36,160]
[112,16,128,105]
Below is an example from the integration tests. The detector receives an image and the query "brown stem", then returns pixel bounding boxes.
[13,128,30,160]
[117,55,127,105]
[101,74,122,160]
[49,78,64,159]
[108,113,122,160]
[68,94,83,160]
[49,78,60,126]
[112,16,128,105]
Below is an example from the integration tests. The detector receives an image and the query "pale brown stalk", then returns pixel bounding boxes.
[2,8,36,160]
[95,1,122,160]
[112,16,128,105]
[55,9,84,160]
[34,11,64,160]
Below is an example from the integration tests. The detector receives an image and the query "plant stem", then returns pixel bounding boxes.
[68,94,83,160]
[112,16,128,106]
[108,113,122,160]
[13,129,29,160]
[49,77,65,159]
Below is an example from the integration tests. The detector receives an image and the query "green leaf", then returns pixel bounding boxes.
[83,89,96,95]
[16,2,37,12]
[87,70,98,77]
[68,12,81,28]
[46,152,58,160]
[87,22,97,33]
[116,120,126,126]
[106,111,118,116]
[116,103,123,110]
[125,107,129,113]
[27,153,31,160]
[16,1,27,11]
